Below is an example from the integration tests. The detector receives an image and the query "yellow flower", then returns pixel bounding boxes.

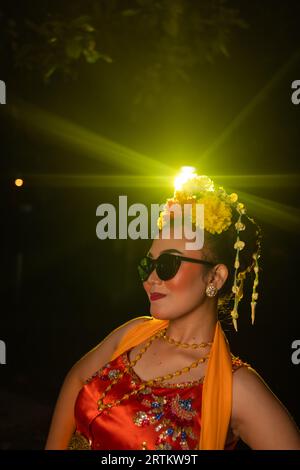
[157,176,237,235]
[174,175,214,199]
[191,193,232,234]
[229,193,238,203]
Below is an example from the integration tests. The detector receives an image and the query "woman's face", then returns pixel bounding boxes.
[142,232,214,321]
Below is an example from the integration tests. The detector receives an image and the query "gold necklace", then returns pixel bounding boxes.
[97,328,210,412]
[162,331,212,349]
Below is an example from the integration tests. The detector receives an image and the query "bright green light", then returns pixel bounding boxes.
[174,166,197,191]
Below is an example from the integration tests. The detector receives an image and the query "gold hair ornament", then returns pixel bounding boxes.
[157,169,262,331]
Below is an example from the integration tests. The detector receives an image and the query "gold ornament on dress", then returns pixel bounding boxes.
[68,430,91,450]
[97,329,210,412]
[141,441,148,450]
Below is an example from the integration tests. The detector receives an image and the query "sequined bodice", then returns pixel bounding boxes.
[70,350,246,450]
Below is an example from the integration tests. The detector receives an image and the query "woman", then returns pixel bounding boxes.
[45,173,300,450]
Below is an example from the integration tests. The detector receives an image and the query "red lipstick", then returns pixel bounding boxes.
[150,292,167,301]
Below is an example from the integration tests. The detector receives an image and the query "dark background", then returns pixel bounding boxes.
[0,0,299,449]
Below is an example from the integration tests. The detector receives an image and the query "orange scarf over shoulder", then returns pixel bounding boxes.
[111,317,233,450]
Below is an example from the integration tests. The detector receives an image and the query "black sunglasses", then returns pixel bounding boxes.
[138,253,215,282]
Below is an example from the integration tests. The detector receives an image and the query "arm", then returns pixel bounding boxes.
[45,316,149,449]
[231,366,300,449]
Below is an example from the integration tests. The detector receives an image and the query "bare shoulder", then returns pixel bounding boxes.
[231,364,300,449]
[73,316,151,384]
[232,361,261,386]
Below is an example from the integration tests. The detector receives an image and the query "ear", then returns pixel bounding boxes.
[210,264,228,291]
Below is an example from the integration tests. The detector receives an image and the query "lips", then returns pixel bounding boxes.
[150,292,167,301]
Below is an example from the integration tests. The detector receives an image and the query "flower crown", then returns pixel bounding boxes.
[157,170,262,331]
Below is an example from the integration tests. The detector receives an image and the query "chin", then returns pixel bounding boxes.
[150,308,174,321]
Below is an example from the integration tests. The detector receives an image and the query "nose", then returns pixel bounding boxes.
[146,266,162,285]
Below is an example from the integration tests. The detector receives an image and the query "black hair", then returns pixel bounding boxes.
[202,211,261,317]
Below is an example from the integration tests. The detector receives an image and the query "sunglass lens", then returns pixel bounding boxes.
[138,257,153,281]
[157,254,181,280]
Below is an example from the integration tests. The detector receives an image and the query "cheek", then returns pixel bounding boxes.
[166,263,204,293]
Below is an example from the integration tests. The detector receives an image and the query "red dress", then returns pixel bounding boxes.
[69,350,249,450]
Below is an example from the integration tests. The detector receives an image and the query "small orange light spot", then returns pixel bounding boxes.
[15,178,24,187]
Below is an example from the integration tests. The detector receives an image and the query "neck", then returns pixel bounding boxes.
[164,304,218,344]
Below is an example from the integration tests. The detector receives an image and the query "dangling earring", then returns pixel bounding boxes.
[206,283,218,297]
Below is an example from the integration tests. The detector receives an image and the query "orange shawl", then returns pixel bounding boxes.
[111,316,232,450]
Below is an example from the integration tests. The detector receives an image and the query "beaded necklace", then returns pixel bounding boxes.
[97,328,211,412]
